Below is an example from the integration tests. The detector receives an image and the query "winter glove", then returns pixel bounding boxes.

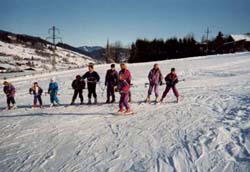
[159,80,163,86]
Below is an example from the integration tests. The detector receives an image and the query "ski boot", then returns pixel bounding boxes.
[106,98,110,103]
[159,98,164,103]
[155,96,160,103]
[94,98,97,104]
[125,109,134,115]
[176,97,179,103]
[118,109,126,113]
[145,96,150,103]
[11,104,17,110]
[5,105,10,110]
[87,98,91,105]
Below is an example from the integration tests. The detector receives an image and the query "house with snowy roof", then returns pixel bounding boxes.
[229,35,250,42]
[224,34,250,52]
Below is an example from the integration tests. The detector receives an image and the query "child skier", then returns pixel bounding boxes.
[119,63,132,102]
[71,75,85,105]
[117,73,132,114]
[105,64,118,103]
[145,63,163,103]
[3,81,16,110]
[160,68,179,103]
[29,82,43,108]
[82,64,100,104]
[48,77,60,107]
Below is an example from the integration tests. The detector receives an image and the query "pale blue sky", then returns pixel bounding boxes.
[0,0,249,47]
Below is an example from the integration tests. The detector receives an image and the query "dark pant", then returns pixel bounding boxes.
[88,83,97,99]
[162,86,179,99]
[7,96,15,107]
[107,84,115,101]
[128,91,131,102]
[34,95,42,105]
[50,94,59,104]
[119,93,130,110]
[72,90,83,103]
[148,83,159,97]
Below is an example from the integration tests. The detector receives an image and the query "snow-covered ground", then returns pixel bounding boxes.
[0,41,94,73]
[0,53,250,172]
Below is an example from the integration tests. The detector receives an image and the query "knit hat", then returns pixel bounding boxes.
[51,77,56,81]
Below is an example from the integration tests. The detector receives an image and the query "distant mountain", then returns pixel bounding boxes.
[78,46,105,62]
[56,43,106,62]
[78,46,104,53]
[57,43,92,57]
[78,45,131,63]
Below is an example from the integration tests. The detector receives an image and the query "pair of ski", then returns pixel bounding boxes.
[139,100,162,105]
[113,111,135,116]
[2,105,17,111]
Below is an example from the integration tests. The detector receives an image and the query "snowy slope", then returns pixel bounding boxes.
[0,41,94,72]
[0,53,250,172]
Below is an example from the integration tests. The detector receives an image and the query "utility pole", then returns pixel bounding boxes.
[106,38,110,63]
[205,27,211,42]
[46,26,62,70]
[205,27,211,55]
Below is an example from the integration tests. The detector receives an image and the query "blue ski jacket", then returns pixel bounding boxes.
[48,82,58,95]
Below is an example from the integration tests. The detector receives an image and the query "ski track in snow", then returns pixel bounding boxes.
[0,53,250,172]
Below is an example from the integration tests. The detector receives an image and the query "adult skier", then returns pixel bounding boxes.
[29,82,43,108]
[82,64,100,104]
[160,68,179,103]
[105,64,118,103]
[71,75,85,105]
[48,77,60,107]
[117,73,132,114]
[3,81,16,110]
[145,63,163,103]
[119,63,132,102]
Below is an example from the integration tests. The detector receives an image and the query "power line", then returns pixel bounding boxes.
[46,26,62,69]
[205,27,211,55]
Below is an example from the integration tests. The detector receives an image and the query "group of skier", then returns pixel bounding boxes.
[146,63,179,103]
[2,63,180,114]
